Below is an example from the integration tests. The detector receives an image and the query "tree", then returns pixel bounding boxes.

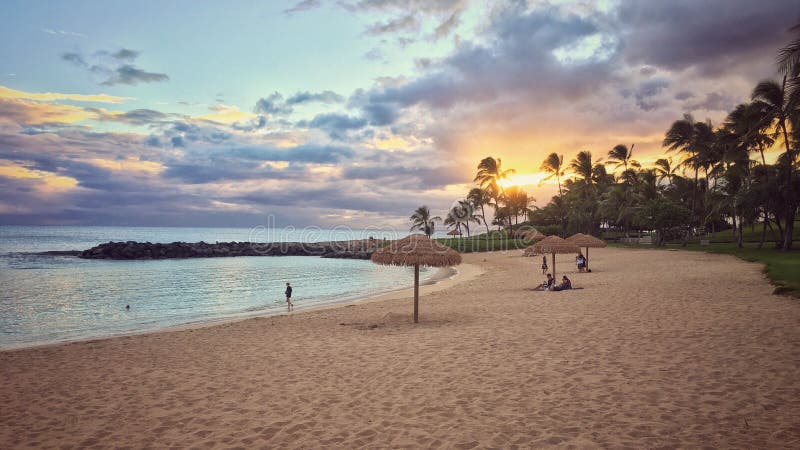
[467,187,492,235]
[540,153,565,198]
[409,206,440,238]
[474,156,515,233]
[654,157,679,186]
[634,199,692,246]
[606,144,639,173]
[446,199,480,237]
[752,77,797,250]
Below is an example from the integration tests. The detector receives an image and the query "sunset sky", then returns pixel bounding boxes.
[1,0,799,228]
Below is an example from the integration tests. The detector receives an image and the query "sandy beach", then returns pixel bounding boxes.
[2,247,799,449]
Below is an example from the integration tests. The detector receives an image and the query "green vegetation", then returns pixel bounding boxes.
[411,30,800,255]
[613,242,800,298]
[436,231,530,253]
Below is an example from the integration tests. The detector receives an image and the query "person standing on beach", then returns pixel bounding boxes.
[541,255,548,274]
[285,282,293,312]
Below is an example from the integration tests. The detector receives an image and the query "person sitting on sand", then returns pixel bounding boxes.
[534,273,554,291]
[551,275,572,291]
[285,282,293,312]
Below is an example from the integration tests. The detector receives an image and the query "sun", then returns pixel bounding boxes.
[497,173,549,188]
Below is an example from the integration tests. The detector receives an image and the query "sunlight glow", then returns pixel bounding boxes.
[497,173,549,188]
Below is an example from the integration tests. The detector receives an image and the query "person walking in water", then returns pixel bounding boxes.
[285,282,293,312]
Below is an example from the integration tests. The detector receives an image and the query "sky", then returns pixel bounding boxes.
[1,0,799,228]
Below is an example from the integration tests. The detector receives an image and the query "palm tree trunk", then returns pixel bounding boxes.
[759,210,768,248]
[779,75,795,251]
[737,214,744,248]
[479,204,490,235]
[684,166,699,246]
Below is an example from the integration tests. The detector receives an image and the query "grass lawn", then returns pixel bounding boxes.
[436,233,530,253]
[613,241,800,298]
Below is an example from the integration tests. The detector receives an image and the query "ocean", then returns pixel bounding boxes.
[0,226,441,349]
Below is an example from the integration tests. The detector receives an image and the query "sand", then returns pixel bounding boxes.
[2,247,799,448]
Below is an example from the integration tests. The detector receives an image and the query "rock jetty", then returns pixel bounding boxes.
[78,239,384,260]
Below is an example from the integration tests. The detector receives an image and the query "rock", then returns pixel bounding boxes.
[78,240,378,260]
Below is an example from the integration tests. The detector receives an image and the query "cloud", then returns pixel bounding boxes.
[0,98,100,126]
[112,48,139,60]
[363,48,386,62]
[633,78,670,111]
[364,14,418,36]
[362,102,398,126]
[285,90,345,105]
[105,108,170,125]
[254,93,294,115]
[0,85,132,103]
[42,28,85,38]
[302,113,367,139]
[102,65,169,86]
[686,91,738,112]
[432,9,462,40]
[283,0,321,14]
[62,53,88,67]
[618,0,800,76]
[61,49,169,86]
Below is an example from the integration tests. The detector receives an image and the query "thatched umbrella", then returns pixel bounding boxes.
[521,229,547,242]
[523,235,579,280]
[566,233,607,271]
[446,229,462,236]
[371,234,462,323]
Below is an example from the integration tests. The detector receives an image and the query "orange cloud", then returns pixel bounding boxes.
[0,98,103,125]
[0,161,79,192]
[88,158,164,174]
[0,85,132,103]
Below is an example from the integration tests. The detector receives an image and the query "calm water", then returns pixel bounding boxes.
[0,226,437,349]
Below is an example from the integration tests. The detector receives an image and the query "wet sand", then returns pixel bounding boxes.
[1,247,799,448]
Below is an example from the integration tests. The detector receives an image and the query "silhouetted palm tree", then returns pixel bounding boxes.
[474,156,515,231]
[606,144,639,174]
[467,187,492,235]
[654,157,679,186]
[409,206,440,238]
[540,153,565,198]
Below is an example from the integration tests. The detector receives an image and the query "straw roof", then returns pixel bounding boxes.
[523,235,580,256]
[520,229,547,241]
[371,234,462,267]
[566,233,607,248]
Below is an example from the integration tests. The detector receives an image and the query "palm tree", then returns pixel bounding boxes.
[409,206,440,238]
[504,186,533,227]
[752,78,798,250]
[726,102,773,170]
[446,199,480,237]
[752,79,792,156]
[606,144,638,174]
[654,157,679,186]
[778,23,800,79]
[467,187,492,235]
[569,151,602,191]
[663,114,701,242]
[540,153,565,198]
[474,156,515,232]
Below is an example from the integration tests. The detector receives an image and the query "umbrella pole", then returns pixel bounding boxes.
[552,252,556,281]
[413,264,419,323]
[586,246,589,271]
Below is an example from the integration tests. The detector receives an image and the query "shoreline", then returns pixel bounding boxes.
[0,263,481,353]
